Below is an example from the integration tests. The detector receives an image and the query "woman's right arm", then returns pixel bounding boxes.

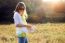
[16,24,32,29]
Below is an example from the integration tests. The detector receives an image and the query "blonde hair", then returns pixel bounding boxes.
[15,2,28,19]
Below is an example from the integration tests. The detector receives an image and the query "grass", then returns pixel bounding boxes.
[0,23,65,43]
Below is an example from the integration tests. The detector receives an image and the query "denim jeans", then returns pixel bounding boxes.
[18,37,28,43]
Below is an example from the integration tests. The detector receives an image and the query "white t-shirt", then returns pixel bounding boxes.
[13,12,28,35]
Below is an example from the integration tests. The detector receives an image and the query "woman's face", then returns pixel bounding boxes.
[19,10,24,16]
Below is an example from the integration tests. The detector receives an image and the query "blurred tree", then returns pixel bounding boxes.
[0,0,65,23]
[0,0,19,23]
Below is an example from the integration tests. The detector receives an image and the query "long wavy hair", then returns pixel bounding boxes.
[14,2,28,19]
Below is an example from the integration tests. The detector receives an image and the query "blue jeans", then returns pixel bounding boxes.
[18,37,28,43]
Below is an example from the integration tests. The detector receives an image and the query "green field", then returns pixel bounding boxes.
[0,23,65,43]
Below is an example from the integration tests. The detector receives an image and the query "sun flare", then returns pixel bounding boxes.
[42,0,61,3]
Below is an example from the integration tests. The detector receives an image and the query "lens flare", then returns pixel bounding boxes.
[42,0,61,3]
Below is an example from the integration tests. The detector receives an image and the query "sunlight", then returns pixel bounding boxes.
[42,0,61,3]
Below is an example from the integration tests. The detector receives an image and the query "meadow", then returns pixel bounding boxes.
[0,23,65,43]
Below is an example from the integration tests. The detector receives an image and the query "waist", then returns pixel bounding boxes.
[16,27,28,33]
[16,27,28,37]
[16,27,27,29]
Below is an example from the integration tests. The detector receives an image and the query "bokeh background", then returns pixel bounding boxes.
[0,0,65,43]
[0,0,65,23]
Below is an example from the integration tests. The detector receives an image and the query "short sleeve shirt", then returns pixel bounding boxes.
[13,12,28,36]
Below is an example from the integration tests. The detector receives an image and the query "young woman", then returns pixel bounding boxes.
[13,2,33,43]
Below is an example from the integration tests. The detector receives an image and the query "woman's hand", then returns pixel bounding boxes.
[26,24,32,29]
[28,25,36,33]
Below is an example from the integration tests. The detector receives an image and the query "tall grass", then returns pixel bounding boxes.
[0,23,65,43]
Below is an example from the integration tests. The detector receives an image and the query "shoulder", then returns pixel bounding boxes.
[13,12,20,18]
[14,12,20,17]
[14,12,19,15]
